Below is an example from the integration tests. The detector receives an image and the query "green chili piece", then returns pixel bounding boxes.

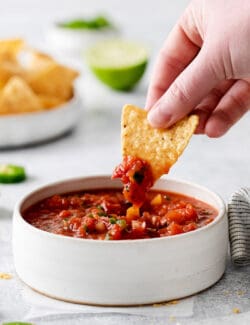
[58,15,112,30]
[83,224,88,231]
[97,211,107,216]
[0,164,26,184]
[109,217,117,224]
[2,322,34,325]
[117,219,127,229]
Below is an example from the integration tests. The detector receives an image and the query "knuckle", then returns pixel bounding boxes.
[153,82,167,94]
[207,58,224,81]
[200,46,225,80]
[159,49,185,72]
[169,80,191,104]
[194,105,212,115]
[210,87,225,99]
[215,109,235,126]
[228,92,248,113]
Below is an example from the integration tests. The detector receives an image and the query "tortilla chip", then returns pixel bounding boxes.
[0,39,79,114]
[38,94,65,109]
[0,38,24,62]
[28,50,55,70]
[0,76,42,114]
[27,63,79,100]
[0,272,12,280]
[121,104,198,180]
[0,60,24,86]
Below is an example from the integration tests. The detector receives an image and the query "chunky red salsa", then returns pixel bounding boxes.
[23,189,218,240]
[112,156,154,206]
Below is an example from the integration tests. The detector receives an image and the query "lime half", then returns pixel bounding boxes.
[86,40,148,90]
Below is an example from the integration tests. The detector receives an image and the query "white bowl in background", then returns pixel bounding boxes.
[0,91,82,148]
[46,25,119,55]
[13,176,228,306]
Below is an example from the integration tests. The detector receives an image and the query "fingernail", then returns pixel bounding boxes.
[147,104,171,128]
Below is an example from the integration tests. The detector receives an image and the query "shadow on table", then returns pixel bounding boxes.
[0,206,12,219]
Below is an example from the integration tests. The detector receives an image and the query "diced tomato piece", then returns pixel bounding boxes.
[203,217,215,225]
[166,204,197,224]
[69,196,83,208]
[159,215,168,227]
[167,222,184,235]
[158,206,169,216]
[59,210,72,219]
[83,216,96,231]
[183,222,198,232]
[46,195,69,209]
[68,217,82,231]
[101,199,121,214]
[173,200,187,209]
[76,226,87,238]
[158,227,169,236]
[185,203,198,221]
[109,224,122,240]
[150,215,161,227]
[131,220,146,231]
[166,209,186,224]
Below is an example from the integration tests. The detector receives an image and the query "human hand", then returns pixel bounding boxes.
[146,0,250,137]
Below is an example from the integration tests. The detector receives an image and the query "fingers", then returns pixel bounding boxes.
[145,12,201,111]
[147,49,221,128]
[204,79,250,137]
[194,80,235,134]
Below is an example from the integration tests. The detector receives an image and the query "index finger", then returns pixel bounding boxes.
[145,11,201,110]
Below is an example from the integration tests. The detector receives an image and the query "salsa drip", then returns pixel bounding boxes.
[112,156,154,207]
[23,189,218,240]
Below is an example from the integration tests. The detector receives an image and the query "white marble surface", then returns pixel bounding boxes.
[0,0,250,324]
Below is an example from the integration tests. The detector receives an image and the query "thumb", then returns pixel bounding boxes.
[147,50,221,128]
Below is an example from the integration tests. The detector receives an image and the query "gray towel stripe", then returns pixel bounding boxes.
[228,187,250,266]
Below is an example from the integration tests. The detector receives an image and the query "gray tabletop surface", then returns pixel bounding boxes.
[0,0,250,324]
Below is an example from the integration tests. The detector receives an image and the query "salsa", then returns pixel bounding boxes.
[23,189,218,240]
[112,156,154,206]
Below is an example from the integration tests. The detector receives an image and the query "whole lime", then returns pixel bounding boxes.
[86,40,148,91]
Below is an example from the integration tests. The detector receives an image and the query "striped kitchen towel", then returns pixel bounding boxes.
[228,187,250,266]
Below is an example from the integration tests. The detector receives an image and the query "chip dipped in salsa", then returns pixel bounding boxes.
[112,156,154,207]
[23,188,218,240]
[115,105,199,207]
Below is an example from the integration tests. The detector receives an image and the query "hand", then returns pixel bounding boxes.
[146,0,250,137]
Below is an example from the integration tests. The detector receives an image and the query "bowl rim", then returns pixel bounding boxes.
[50,23,118,34]
[0,86,80,121]
[14,175,226,245]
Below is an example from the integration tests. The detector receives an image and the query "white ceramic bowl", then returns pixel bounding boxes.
[0,91,82,148]
[13,176,228,306]
[46,25,119,55]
